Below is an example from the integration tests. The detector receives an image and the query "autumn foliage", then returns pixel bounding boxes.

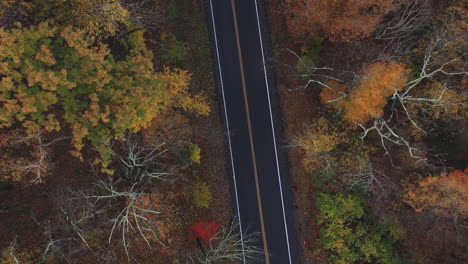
[342,61,409,125]
[404,169,468,216]
[189,220,220,246]
[0,22,208,172]
[284,0,396,43]
[295,118,346,172]
[71,0,129,40]
[319,80,348,109]
[317,193,401,263]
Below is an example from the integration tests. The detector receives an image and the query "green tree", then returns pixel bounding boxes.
[317,193,401,264]
[0,22,208,173]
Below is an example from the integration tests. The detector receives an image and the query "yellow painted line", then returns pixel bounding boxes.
[230,0,270,263]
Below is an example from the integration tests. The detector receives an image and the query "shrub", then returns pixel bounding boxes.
[193,181,213,209]
[163,41,188,65]
[296,36,324,75]
[189,220,220,245]
[167,1,178,20]
[188,144,201,164]
[117,26,146,56]
[126,28,146,51]
[388,218,406,241]
[178,143,201,168]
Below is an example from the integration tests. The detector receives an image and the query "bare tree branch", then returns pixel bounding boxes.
[187,219,264,264]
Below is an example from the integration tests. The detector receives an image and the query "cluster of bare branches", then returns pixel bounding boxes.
[186,219,264,264]
[2,130,71,183]
[9,131,50,184]
[348,160,397,202]
[375,0,430,41]
[86,176,168,260]
[119,135,171,184]
[374,0,431,57]
[25,134,173,262]
[393,30,467,117]
[124,0,164,30]
[3,219,94,264]
[83,134,171,260]
[357,117,427,164]
[283,48,351,97]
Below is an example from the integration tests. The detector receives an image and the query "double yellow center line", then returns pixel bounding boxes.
[230,0,270,263]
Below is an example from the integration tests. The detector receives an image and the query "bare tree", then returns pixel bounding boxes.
[2,130,71,183]
[187,219,264,264]
[375,0,429,41]
[86,177,168,260]
[124,0,164,31]
[357,117,427,163]
[348,160,397,201]
[283,48,350,99]
[120,134,171,184]
[56,189,107,251]
[80,134,172,260]
[392,30,467,125]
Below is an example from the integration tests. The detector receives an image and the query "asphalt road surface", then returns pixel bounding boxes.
[207,0,301,263]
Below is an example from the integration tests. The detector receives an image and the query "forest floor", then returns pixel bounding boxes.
[121,0,234,261]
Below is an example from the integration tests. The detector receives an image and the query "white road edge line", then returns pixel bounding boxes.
[208,0,246,263]
[253,1,293,263]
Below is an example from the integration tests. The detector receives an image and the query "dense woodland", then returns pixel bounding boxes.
[0,1,263,263]
[268,0,467,263]
[1,0,467,264]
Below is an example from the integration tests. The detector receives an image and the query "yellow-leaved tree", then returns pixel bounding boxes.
[294,118,346,172]
[71,0,129,40]
[0,22,209,175]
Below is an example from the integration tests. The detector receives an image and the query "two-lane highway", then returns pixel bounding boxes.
[207,0,301,263]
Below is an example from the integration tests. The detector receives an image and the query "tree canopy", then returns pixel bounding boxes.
[317,193,401,264]
[404,169,468,216]
[343,61,409,125]
[0,22,208,172]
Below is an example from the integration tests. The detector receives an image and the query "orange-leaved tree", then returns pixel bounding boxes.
[403,169,468,216]
[284,0,396,43]
[319,80,349,109]
[343,61,409,125]
[0,22,209,173]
